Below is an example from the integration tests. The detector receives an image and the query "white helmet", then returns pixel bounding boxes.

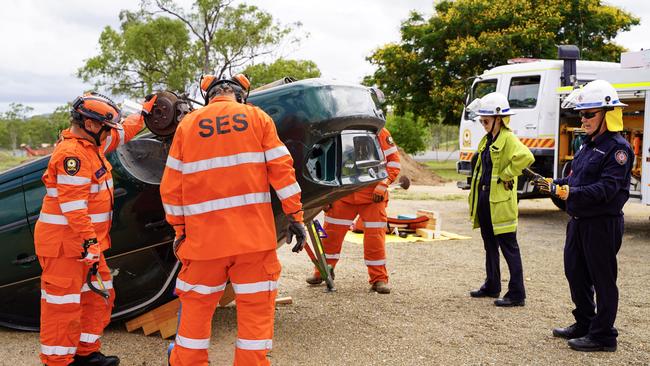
[570,79,627,110]
[467,92,516,116]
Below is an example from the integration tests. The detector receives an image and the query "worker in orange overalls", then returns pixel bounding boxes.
[161,74,307,366]
[35,92,157,366]
[306,128,401,294]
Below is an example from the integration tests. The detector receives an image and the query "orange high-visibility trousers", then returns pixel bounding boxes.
[38,254,115,366]
[170,249,281,366]
[316,200,388,284]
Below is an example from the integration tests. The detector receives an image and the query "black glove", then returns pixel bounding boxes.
[497,178,514,191]
[173,234,186,259]
[286,219,307,253]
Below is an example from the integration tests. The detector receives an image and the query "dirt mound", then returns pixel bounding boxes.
[397,147,445,186]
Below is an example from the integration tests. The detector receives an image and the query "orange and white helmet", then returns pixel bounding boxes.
[200,73,251,103]
[71,92,122,129]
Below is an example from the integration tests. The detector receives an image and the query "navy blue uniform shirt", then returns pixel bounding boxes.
[555,131,633,217]
[479,132,498,190]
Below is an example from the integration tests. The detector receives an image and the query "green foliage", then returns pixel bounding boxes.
[78,14,194,96]
[0,103,69,150]
[366,0,640,124]
[243,59,321,89]
[78,0,303,97]
[385,113,430,154]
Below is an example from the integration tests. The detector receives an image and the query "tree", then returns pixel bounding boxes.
[243,59,321,89]
[385,113,430,154]
[78,0,301,97]
[0,103,32,150]
[366,0,640,125]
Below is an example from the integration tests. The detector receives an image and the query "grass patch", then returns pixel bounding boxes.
[390,189,466,201]
[424,160,467,182]
[0,151,30,172]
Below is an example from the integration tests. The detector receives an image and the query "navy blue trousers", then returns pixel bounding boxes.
[477,190,526,300]
[565,216,623,346]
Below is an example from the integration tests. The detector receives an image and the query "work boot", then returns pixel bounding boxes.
[552,323,588,339]
[568,336,617,352]
[371,281,391,294]
[470,289,500,298]
[70,352,120,366]
[305,274,323,285]
[494,297,525,307]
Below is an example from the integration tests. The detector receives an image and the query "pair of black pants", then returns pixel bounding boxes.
[564,216,623,346]
[477,190,525,300]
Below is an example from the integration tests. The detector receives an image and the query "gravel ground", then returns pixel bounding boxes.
[2,183,649,365]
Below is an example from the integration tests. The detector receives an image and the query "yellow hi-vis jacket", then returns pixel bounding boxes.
[469,127,534,235]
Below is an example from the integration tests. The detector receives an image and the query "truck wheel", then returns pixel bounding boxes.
[551,196,566,211]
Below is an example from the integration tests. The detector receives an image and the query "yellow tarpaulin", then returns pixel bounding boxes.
[344,230,471,244]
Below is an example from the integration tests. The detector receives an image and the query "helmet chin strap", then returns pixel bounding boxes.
[588,110,606,138]
[489,116,499,136]
[80,121,110,146]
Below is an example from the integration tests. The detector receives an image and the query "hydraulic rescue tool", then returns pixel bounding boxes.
[305,219,336,292]
[81,241,110,303]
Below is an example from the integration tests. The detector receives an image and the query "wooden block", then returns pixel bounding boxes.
[275,296,293,305]
[125,298,180,337]
[416,209,441,231]
[159,317,179,339]
[416,228,438,239]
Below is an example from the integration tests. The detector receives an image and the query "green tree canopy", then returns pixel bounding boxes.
[243,59,321,89]
[0,104,69,150]
[366,0,640,124]
[78,0,303,97]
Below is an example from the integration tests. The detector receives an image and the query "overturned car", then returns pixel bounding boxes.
[0,79,388,330]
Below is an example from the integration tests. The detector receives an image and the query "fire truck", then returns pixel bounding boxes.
[457,46,649,208]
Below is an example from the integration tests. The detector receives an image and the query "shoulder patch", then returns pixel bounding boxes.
[386,135,395,146]
[614,150,628,165]
[64,157,81,176]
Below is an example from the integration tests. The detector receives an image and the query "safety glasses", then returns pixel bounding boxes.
[579,111,599,120]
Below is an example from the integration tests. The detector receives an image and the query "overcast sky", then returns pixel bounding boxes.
[0,0,648,115]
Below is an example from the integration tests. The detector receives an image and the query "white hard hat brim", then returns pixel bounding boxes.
[476,110,516,116]
[573,101,628,110]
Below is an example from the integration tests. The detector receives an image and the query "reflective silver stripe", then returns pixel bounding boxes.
[364,221,385,229]
[38,211,112,225]
[165,156,183,171]
[365,259,386,266]
[181,152,265,174]
[103,135,113,153]
[232,280,278,294]
[60,200,88,213]
[163,203,184,217]
[182,192,271,216]
[264,146,290,161]
[57,175,91,185]
[41,290,80,304]
[324,216,354,226]
[383,146,398,156]
[275,182,301,200]
[236,338,273,351]
[375,184,387,192]
[90,179,113,193]
[46,187,58,197]
[117,129,125,146]
[387,161,401,168]
[81,280,113,292]
[80,333,101,343]
[324,253,340,260]
[41,344,77,356]
[175,278,227,295]
[175,334,210,350]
